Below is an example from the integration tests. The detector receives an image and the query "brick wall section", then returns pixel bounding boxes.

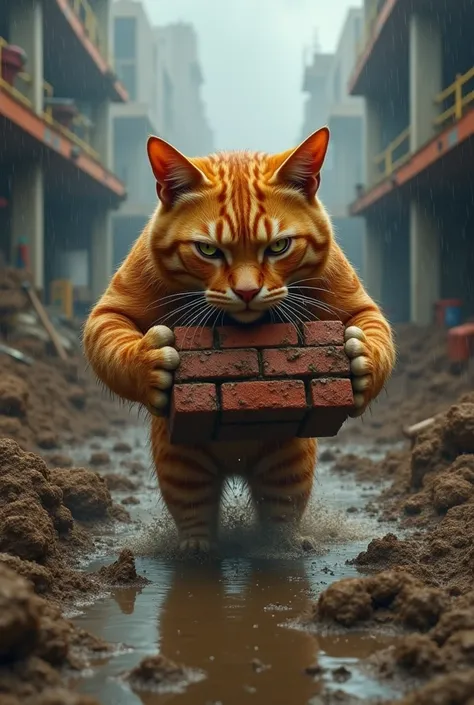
[169,321,354,444]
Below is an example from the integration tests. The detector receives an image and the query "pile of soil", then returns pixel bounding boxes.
[0,437,146,700]
[336,324,473,445]
[0,339,133,451]
[310,391,474,703]
[0,563,104,704]
[0,267,30,318]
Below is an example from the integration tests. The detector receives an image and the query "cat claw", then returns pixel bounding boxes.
[344,325,371,417]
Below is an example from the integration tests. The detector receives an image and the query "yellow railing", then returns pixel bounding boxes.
[0,36,100,162]
[373,127,411,181]
[68,0,112,67]
[434,66,474,129]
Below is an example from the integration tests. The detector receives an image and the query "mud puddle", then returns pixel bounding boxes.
[66,430,401,704]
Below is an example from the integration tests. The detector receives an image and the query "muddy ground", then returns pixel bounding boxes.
[1,313,474,704]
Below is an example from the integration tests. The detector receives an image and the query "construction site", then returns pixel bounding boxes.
[0,1,474,704]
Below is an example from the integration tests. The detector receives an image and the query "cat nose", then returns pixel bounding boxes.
[233,286,261,304]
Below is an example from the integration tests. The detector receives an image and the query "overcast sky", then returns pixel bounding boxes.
[143,0,361,153]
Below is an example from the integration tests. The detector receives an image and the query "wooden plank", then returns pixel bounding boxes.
[22,281,68,361]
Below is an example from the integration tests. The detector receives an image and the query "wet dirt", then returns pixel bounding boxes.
[56,430,399,705]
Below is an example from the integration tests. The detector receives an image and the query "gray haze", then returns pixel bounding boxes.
[143,0,361,153]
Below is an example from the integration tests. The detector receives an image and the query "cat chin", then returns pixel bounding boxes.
[229,310,265,324]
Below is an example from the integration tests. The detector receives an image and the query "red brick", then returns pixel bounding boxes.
[217,322,298,349]
[174,326,213,351]
[169,383,217,444]
[310,378,354,407]
[216,421,299,442]
[175,349,259,382]
[302,320,344,346]
[262,347,349,378]
[220,380,307,424]
[298,379,354,438]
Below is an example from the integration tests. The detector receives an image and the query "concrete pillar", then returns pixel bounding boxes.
[94,0,111,62]
[409,13,442,151]
[91,209,113,302]
[11,163,45,290]
[364,97,382,187]
[363,217,383,304]
[92,101,112,171]
[9,0,44,114]
[410,200,440,324]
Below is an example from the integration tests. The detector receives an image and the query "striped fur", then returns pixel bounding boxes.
[83,128,395,552]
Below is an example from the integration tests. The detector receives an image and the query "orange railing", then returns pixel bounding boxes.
[0,37,100,162]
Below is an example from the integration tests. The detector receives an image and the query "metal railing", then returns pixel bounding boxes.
[67,0,112,67]
[373,127,411,181]
[0,37,100,162]
[434,66,474,129]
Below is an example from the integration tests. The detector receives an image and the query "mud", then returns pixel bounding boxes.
[0,562,105,703]
[309,386,474,703]
[0,337,132,453]
[334,323,473,445]
[2,320,474,704]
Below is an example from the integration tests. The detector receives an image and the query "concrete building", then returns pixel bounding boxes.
[0,0,127,311]
[111,1,214,269]
[350,0,474,324]
[300,11,366,278]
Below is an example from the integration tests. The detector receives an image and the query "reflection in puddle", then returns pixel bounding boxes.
[74,556,398,704]
[70,430,400,703]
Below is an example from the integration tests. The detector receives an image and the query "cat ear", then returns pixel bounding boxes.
[147,136,211,206]
[270,127,330,200]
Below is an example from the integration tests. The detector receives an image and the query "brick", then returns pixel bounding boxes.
[298,408,350,438]
[175,349,259,382]
[169,383,217,444]
[220,380,307,424]
[216,421,299,442]
[298,378,354,438]
[174,326,213,351]
[310,378,354,408]
[262,347,349,378]
[303,320,345,346]
[217,322,298,349]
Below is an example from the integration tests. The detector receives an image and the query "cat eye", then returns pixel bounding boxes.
[195,242,221,258]
[267,238,291,256]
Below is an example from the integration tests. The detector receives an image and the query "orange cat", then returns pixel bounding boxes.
[83,127,395,553]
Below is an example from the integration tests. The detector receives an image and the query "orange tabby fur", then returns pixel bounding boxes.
[83,127,396,552]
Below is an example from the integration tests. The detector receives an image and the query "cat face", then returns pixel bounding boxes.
[147,128,332,324]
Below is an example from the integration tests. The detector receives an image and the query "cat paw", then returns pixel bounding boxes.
[179,537,215,554]
[138,325,180,415]
[344,326,372,417]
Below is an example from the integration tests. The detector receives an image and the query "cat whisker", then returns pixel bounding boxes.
[279,299,313,327]
[154,298,208,327]
[287,291,349,318]
[144,290,204,312]
[287,295,339,321]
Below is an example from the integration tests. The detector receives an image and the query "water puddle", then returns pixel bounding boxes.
[67,428,401,704]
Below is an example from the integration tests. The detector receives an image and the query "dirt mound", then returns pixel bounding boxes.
[0,438,143,605]
[0,563,104,702]
[308,570,448,631]
[98,549,150,587]
[311,388,474,702]
[334,324,473,445]
[122,654,203,694]
[0,308,133,451]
